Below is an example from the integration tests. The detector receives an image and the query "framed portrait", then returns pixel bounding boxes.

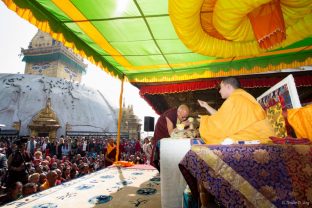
[257,74,301,137]
[257,74,301,110]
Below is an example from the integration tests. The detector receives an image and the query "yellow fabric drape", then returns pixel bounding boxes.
[169,0,312,57]
[287,104,312,140]
[213,0,266,42]
[199,89,275,144]
[116,76,125,161]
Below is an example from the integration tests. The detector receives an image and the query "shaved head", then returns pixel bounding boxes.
[221,77,241,89]
[177,104,190,122]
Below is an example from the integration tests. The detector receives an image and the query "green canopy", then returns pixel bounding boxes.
[3,0,312,83]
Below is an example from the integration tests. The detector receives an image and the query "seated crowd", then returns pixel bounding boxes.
[0,135,153,205]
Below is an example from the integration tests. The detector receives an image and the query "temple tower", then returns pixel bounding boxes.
[120,101,142,139]
[21,30,86,83]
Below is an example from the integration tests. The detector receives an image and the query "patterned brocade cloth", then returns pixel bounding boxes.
[3,165,160,208]
[179,144,312,208]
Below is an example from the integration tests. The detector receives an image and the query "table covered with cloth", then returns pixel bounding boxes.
[3,165,160,208]
[179,144,312,208]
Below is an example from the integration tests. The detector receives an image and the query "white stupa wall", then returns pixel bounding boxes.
[0,73,118,137]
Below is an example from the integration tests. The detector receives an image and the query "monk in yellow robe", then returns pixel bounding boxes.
[198,77,275,144]
[105,138,117,167]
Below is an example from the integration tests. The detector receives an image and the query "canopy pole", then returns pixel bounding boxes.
[116,75,125,162]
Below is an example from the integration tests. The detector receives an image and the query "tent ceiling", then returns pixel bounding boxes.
[3,0,312,83]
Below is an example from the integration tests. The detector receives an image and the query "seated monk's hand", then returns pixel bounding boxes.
[197,99,208,108]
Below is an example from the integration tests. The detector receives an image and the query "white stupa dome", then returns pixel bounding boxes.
[0,73,118,137]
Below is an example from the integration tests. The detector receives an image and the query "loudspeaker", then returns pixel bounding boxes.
[144,116,154,132]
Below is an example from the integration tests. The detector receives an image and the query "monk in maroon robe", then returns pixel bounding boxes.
[151,104,190,171]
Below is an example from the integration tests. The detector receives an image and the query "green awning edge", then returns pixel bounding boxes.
[126,49,312,81]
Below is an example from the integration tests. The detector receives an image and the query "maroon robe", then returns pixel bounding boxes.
[151,108,177,170]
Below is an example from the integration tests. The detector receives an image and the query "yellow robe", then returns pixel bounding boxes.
[106,143,116,155]
[199,89,275,144]
[287,104,312,140]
